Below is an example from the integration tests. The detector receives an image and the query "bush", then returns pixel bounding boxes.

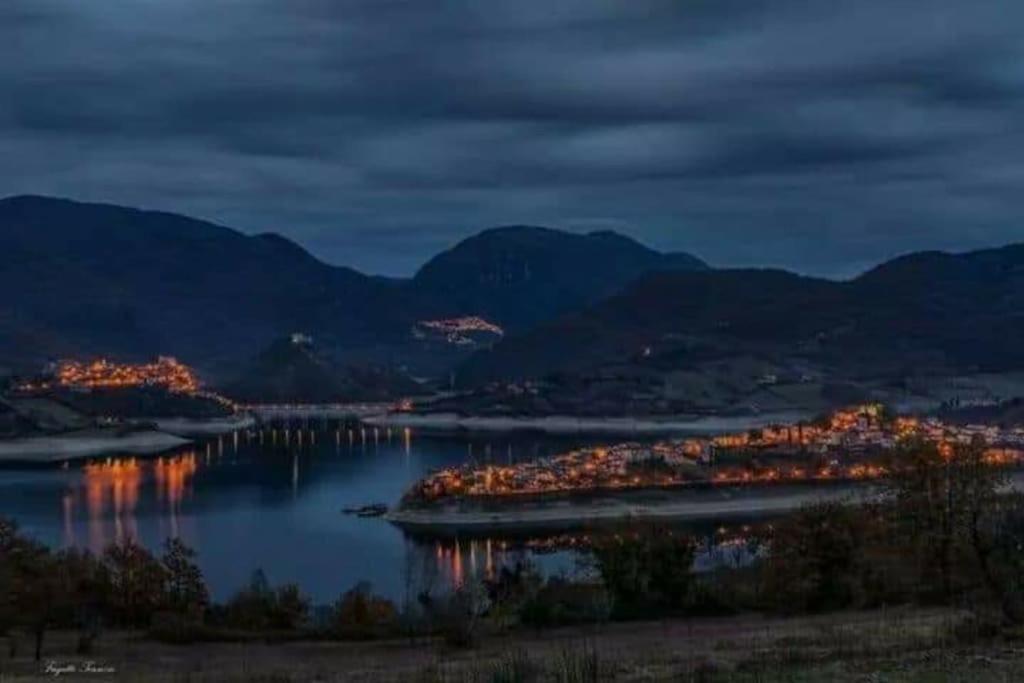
[329,581,398,639]
[972,496,1024,623]
[100,540,170,628]
[485,561,543,630]
[684,572,752,616]
[162,537,209,617]
[428,582,490,649]
[519,578,610,628]
[590,526,696,617]
[759,502,871,613]
[213,570,310,631]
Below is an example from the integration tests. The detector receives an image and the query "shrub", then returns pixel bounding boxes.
[485,561,543,630]
[972,495,1024,623]
[100,540,169,627]
[519,578,610,628]
[429,582,490,649]
[161,537,210,617]
[329,581,398,639]
[214,570,311,631]
[759,501,870,613]
[590,526,696,617]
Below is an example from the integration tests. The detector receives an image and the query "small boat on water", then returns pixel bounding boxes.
[342,503,389,517]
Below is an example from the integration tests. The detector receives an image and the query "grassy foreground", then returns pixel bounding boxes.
[2,607,1024,682]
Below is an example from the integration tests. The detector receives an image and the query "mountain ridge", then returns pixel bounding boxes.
[457,241,1024,388]
[412,224,707,330]
[0,195,707,375]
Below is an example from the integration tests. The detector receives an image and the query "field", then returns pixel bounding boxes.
[2,608,1023,682]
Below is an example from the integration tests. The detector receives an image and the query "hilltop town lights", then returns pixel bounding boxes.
[54,357,200,393]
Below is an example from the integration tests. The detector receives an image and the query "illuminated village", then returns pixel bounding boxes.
[403,404,1024,504]
[20,357,202,394]
[413,316,505,346]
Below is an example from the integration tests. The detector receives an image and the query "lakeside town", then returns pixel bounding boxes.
[402,404,1024,504]
[14,357,203,395]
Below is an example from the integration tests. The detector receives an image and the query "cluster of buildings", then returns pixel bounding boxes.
[704,404,1024,457]
[405,442,692,501]
[412,316,505,346]
[406,404,1024,503]
[21,357,201,394]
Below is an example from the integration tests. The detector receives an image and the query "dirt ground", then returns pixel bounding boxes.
[2,607,1023,682]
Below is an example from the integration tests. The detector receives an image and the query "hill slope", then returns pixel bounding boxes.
[411,226,707,330]
[220,336,423,403]
[0,195,412,371]
[0,196,707,375]
[459,243,1024,386]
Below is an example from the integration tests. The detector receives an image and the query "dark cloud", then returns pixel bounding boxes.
[2,0,1023,276]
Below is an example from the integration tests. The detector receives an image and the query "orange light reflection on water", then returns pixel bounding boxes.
[69,451,198,552]
[428,538,501,590]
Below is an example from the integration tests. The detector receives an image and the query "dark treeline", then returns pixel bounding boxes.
[5,437,1024,660]
[467,437,1024,635]
[582,437,1024,624]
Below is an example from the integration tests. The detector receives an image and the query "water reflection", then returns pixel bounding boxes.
[69,452,196,552]
[5,427,701,600]
[58,425,582,583]
[410,523,764,592]
[413,537,526,592]
[82,457,142,549]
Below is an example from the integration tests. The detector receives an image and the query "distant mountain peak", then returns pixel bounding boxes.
[474,224,560,236]
[458,241,1024,391]
[585,228,635,240]
[2,193,83,206]
[410,224,707,330]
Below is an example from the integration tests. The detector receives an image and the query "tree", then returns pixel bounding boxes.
[429,580,490,648]
[591,526,696,616]
[271,583,311,630]
[971,496,1024,624]
[219,569,275,630]
[101,540,169,627]
[161,537,209,617]
[53,548,107,654]
[11,542,62,660]
[217,570,310,631]
[330,581,398,639]
[760,501,870,613]
[0,519,87,661]
[0,518,22,636]
[884,437,1006,601]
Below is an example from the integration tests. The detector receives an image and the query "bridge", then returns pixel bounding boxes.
[242,402,395,427]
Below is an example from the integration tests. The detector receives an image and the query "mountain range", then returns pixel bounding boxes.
[0,195,705,378]
[5,194,1024,408]
[460,244,1024,388]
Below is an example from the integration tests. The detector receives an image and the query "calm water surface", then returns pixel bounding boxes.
[0,428,619,602]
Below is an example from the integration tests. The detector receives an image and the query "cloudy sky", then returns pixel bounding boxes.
[3,0,1023,277]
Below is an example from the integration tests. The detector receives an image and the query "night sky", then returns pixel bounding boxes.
[3,0,1023,277]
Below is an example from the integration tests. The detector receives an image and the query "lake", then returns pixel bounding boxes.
[0,427,629,603]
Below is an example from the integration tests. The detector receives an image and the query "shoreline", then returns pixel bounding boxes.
[364,410,815,436]
[152,413,256,437]
[387,483,882,534]
[0,429,191,464]
[389,470,1024,535]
